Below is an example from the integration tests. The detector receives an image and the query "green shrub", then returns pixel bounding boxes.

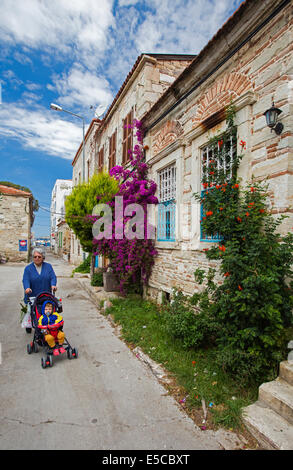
[165,290,222,349]
[91,271,103,287]
[169,105,293,387]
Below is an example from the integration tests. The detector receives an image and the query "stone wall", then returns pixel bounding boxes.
[97,55,194,170]
[0,194,31,262]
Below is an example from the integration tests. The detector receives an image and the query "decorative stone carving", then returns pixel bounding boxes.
[192,72,253,127]
[153,120,184,155]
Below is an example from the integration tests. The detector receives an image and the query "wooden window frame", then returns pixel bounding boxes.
[109,130,117,170]
[122,109,133,164]
[87,159,90,181]
[98,146,104,173]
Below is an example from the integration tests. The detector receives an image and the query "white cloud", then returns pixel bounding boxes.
[0,0,114,60]
[13,50,33,66]
[119,0,140,5]
[48,66,113,111]
[0,103,83,160]
[0,0,243,161]
[133,0,242,54]
[1,70,23,89]
[25,82,42,91]
[21,91,41,105]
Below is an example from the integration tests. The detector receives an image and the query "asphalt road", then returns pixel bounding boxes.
[0,252,233,450]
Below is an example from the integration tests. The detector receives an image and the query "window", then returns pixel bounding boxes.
[200,132,236,241]
[122,109,133,164]
[98,146,104,173]
[87,160,90,181]
[109,131,116,170]
[201,133,236,183]
[157,164,176,242]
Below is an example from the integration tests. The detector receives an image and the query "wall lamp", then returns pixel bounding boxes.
[263,102,284,135]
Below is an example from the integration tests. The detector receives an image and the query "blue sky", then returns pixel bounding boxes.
[0,0,243,237]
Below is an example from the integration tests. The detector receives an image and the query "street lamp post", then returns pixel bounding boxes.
[50,103,85,181]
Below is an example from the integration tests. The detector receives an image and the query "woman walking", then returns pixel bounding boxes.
[22,247,57,332]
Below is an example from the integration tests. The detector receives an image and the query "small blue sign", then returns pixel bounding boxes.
[19,240,27,251]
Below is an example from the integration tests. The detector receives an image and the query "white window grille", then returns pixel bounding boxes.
[157,164,176,241]
[201,133,236,183]
[159,164,176,202]
[200,132,237,242]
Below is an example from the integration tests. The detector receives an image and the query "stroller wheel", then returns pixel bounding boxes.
[33,342,39,353]
[72,347,78,359]
[27,343,33,354]
[41,357,46,369]
[47,355,53,367]
[67,348,73,360]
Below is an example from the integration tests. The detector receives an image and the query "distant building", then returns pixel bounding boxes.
[34,237,51,247]
[0,184,33,262]
[50,179,72,254]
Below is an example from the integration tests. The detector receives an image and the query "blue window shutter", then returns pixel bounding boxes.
[158,200,176,241]
[200,189,223,242]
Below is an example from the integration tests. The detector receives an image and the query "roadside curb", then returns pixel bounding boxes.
[73,274,122,308]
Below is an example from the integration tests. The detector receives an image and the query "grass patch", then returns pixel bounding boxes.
[104,295,259,432]
[72,255,90,274]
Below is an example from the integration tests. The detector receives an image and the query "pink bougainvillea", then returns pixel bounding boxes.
[92,120,158,294]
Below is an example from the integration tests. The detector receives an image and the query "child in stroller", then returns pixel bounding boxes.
[38,300,66,356]
[26,291,78,368]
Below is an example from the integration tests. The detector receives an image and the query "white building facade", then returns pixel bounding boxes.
[50,179,72,253]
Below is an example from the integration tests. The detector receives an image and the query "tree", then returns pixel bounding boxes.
[93,120,158,294]
[65,171,119,273]
[169,105,293,386]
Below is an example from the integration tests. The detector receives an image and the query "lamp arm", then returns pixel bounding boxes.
[61,109,84,122]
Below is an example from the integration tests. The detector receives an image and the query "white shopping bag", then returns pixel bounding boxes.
[21,311,32,329]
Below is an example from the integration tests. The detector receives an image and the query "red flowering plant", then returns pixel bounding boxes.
[169,104,293,386]
[92,120,158,294]
[194,105,243,240]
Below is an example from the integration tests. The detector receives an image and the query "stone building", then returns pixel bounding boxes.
[0,184,33,262]
[72,118,101,186]
[70,53,195,266]
[56,220,71,261]
[141,0,292,301]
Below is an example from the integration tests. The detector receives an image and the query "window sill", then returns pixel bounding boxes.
[155,240,181,250]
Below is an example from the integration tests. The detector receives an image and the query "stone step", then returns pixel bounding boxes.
[242,402,293,450]
[259,378,293,424]
[279,361,293,386]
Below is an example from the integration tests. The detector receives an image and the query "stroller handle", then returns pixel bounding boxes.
[28,296,36,305]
